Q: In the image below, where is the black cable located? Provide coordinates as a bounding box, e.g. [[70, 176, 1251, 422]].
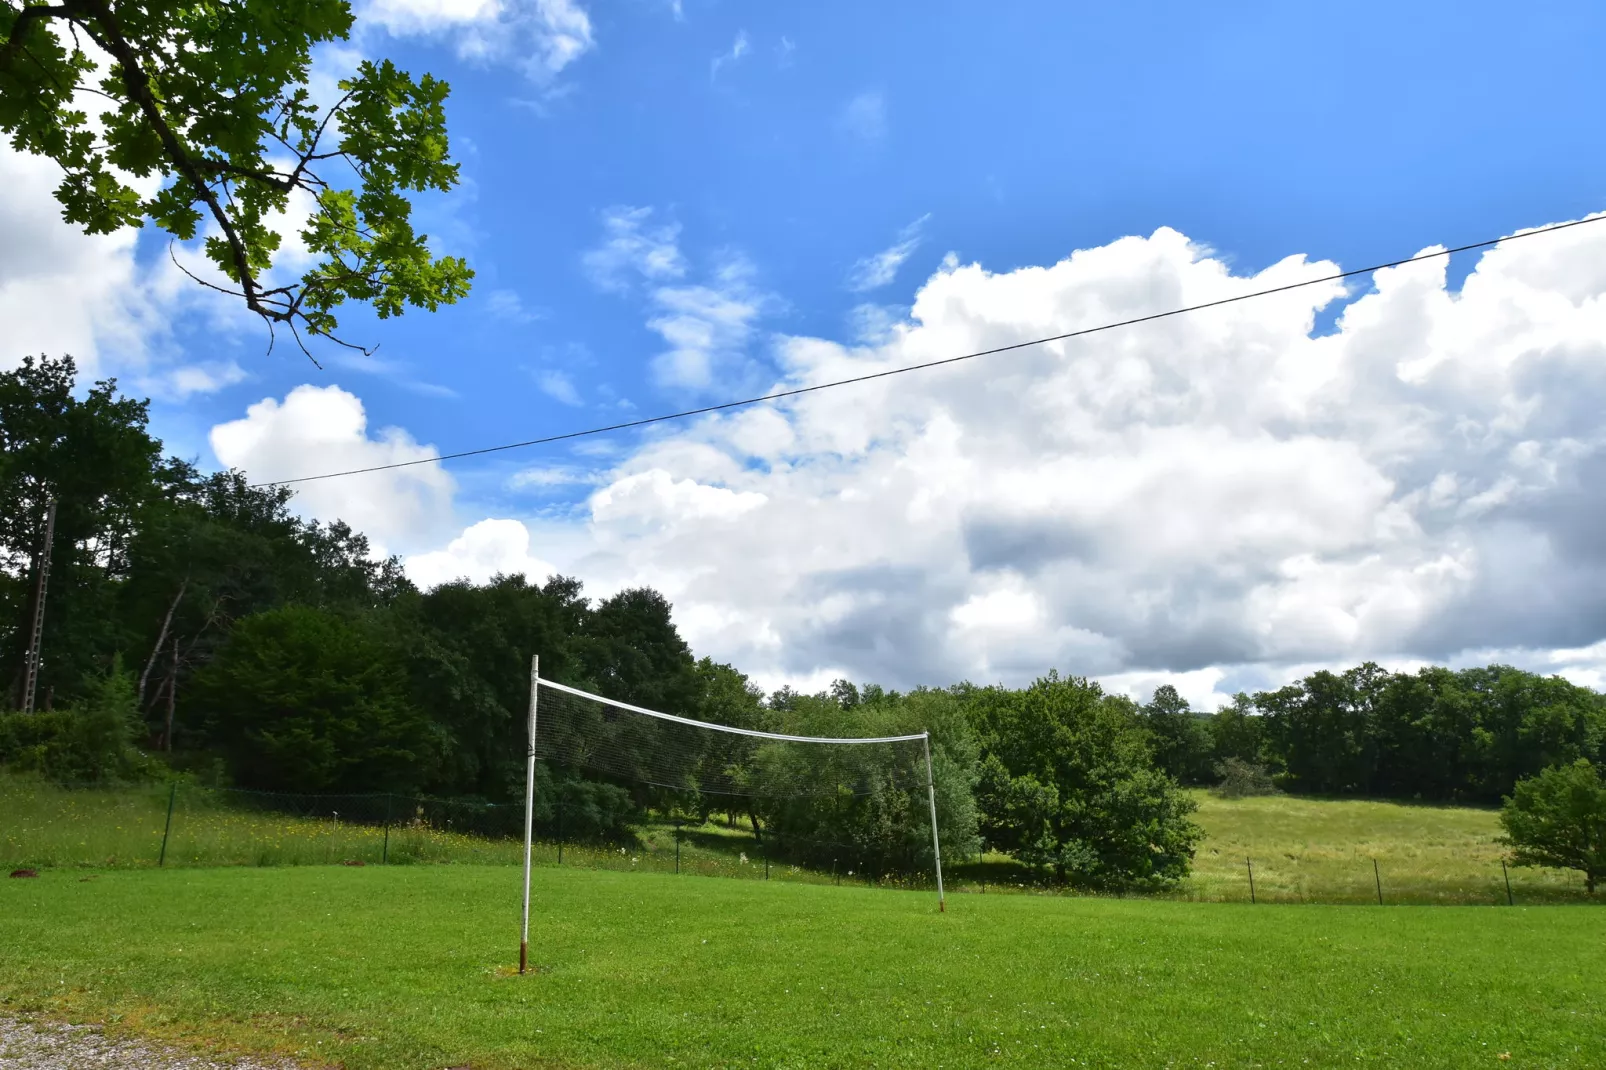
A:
[[252, 214, 1605, 488]]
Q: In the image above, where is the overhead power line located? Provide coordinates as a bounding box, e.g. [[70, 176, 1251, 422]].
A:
[[253, 214, 1605, 488]]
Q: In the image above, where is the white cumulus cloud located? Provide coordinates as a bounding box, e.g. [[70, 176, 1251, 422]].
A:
[[405, 518, 558, 588], [538, 213, 1606, 694], [210, 384, 456, 554], [361, 0, 595, 81]]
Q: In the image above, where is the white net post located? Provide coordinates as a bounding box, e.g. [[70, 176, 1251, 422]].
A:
[[923, 732, 945, 912], [519, 654, 539, 975]]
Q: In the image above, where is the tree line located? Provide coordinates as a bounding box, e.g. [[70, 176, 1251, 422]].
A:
[[1137, 662, 1605, 805], [2, 355, 1601, 891]]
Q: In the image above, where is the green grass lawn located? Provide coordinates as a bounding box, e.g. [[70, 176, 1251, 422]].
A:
[[2, 864, 1602, 1069]]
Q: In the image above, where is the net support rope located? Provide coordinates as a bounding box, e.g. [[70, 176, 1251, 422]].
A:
[[518, 658, 945, 969]]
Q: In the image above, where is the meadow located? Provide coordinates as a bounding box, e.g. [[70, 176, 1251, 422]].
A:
[[2, 864, 1602, 1069], [2, 776, 1596, 903], [1178, 791, 1591, 904]]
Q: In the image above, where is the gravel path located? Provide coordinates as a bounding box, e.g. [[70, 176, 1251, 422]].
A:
[[0, 1017, 304, 1070]]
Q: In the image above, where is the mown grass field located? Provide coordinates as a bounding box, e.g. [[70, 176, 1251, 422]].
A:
[[2, 865, 1603, 1069]]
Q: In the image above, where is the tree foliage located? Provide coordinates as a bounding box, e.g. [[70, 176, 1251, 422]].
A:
[[1139, 683, 1215, 785], [0, 657, 150, 781], [965, 673, 1202, 888], [749, 685, 979, 877], [1500, 759, 1606, 893], [1211, 757, 1279, 799], [0, 1, 471, 354], [192, 605, 441, 792], [1253, 662, 1606, 802]]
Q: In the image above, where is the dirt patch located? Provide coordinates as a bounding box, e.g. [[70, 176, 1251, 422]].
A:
[[0, 1017, 311, 1069]]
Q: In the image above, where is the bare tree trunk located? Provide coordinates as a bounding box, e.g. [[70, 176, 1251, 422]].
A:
[[138, 578, 187, 708], [162, 635, 179, 752]]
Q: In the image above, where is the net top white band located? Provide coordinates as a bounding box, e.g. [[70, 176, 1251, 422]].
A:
[[536, 677, 929, 745]]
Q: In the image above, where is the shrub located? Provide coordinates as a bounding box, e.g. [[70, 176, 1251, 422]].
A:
[[1212, 757, 1280, 798], [0, 661, 153, 783]]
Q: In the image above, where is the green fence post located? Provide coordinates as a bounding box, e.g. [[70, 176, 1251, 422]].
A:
[[1373, 858, 1383, 905], [1246, 857, 1255, 904], [1502, 859, 1514, 906], [675, 821, 681, 874], [158, 782, 177, 867], [383, 794, 392, 865]]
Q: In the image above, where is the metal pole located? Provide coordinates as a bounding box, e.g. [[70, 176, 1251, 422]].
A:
[[383, 794, 392, 865], [520, 655, 539, 975], [557, 795, 563, 865], [675, 822, 681, 874], [1373, 858, 1383, 905], [1502, 859, 1514, 906], [158, 782, 176, 866], [1246, 857, 1256, 904], [922, 732, 946, 912], [20, 496, 56, 715]]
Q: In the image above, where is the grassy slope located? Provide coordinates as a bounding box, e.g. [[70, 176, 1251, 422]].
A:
[[2, 865, 1602, 1070], [1182, 791, 1589, 903]]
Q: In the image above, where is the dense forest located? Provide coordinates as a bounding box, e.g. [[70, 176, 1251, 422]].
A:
[[3, 355, 1604, 888]]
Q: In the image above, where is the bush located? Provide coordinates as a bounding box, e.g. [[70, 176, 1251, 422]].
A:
[[966, 673, 1202, 889], [1500, 759, 1606, 893], [1212, 757, 1280, 798], [0, 661, 153, 783]]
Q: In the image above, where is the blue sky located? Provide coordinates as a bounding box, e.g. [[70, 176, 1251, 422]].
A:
[[8, 0, 1606, 703], [147, 0, 1606, 471]]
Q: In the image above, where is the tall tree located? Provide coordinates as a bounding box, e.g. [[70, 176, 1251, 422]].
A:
[[192, 604, 442, 793], [580, 587, 699, 712], [1257, 663, 1390, 795], [0, 355, 165, 707], [0, 0, 471, 354], [1501, 759, 1606, 894], [1140, 683, 1214, 785], [965, 672, 1201, 887]]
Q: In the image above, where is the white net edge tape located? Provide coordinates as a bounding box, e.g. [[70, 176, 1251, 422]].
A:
[[536, 677, 928, 746]]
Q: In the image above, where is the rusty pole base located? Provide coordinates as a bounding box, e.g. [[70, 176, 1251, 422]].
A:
[[519, 941, 528, 975]]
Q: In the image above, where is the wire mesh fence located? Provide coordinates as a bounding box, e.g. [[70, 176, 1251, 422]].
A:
[[2, 776, 1597, 904], [0, 777, 939, 889]]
